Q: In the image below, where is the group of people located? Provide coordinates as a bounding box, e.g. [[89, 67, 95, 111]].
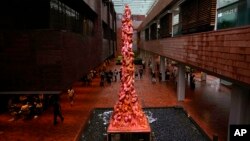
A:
[[135, 66, 144, 80], [81, 70, 98, 86], [7, 94, 65, 126], [99, 65, 145, 87], [100, 69, 120, 87], [147, 61, 196, 90], [8, 94, 46, 121]]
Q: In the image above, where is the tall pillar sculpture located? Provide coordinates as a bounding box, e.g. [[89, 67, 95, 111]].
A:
[[108, 5, 150, 132]]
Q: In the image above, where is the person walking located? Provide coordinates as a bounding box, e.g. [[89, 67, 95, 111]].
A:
[[113, 69, 118, 82], [119, 68, 122, 81], [190, 74, 195, 90], [67, 87, 75, 106], [53, 95, 64, 125], [139, 66, 143, 79], [100, 71, 105, 87]]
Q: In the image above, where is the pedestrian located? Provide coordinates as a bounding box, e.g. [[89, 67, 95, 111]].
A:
[[67, 87, 75, 106], [190, 74, 195, 90], [151, 71, 156, 84], [109, 70, 113, 82], [158, 72, 162, 82], [53, 95, 64, 125], [142, 60, 145, 69], [119, 68, 122, 81], [165, 68, 170, 80], [139, 67, 143, 79], [100, 71, 105, 87], [135, 69, 139, 80], [113, 69, 118, 82]]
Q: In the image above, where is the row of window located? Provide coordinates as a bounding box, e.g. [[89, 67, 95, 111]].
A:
[[217, 0, 250, 30], [142, 0, 250, 41], [49, 0, 94, 36], [102, 22, 116, 40]]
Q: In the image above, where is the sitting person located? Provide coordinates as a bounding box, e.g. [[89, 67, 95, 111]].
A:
[[20, 102, 31, 119], [35, 101, 43, 115]]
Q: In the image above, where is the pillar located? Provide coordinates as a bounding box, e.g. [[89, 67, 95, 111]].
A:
[[146, 52, 150, 68], [177, 64, 186, 101], [160, 56, 166, 81], [229, 85, 250, 124], [141, 50, 146, 67], [228, 84, 250, 140], [151, 54, 155, 72]]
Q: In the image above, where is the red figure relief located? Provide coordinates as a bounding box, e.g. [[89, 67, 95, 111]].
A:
[[108, 5, 150, 132]]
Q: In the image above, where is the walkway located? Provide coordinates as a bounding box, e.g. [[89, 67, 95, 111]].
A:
[[0, 60, 230, 141]]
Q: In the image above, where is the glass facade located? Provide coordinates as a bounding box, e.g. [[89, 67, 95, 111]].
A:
[[49, 0, 94, 35], [217, 0, 250, 29], [217, 0, 239, 8], [50, 0, 80, 32], [172, 7, 181, 36], [217, 3, 238, 29]]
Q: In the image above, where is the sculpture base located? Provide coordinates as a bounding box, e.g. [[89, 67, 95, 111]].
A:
[[107, 117, 151, 141], [107, 132, 151, 141]]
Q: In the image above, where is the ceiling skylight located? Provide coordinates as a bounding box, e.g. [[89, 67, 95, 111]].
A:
[[112, 0, 158, 16]]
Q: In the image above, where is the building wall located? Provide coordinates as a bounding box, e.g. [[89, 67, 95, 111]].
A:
[[102, 39, 110, 60], [0, 0, 118, 92], [83, 0, 99, 12], [139, 26, 250, 87], [116, 18, 122, 56], [0, 30, 102, 91], [102, 2, 108, 24]]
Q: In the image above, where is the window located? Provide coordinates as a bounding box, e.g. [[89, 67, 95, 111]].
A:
[[217, 0, 250, 29], [217, 0, 239, 8], [83, 17, 94, 36], [150, 23, 157, 40], [217, 4, 238, 29], [159, 13, 173, 38], [50, 0, 81, 33]]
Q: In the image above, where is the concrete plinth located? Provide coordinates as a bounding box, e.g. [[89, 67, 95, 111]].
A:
[[107, 118, 151, 141]]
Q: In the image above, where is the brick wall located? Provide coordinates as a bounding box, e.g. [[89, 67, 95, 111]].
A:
[[139, 26, 250, 86]]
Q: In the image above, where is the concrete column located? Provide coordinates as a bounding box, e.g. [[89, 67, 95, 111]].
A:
[[177, 64, 186, 101], [228, 84, 250, 140], [151, 56, 156, 72], [149, 53, 155, 72], [160, 56, 166, 81], [146, 52, 150, 66], [229, 85, 250, 124]]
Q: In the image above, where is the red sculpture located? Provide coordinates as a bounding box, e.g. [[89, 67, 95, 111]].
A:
[[108, 4, 150, 132]]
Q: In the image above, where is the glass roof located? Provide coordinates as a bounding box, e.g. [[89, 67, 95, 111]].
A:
[[111, 0, 158, 16]]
